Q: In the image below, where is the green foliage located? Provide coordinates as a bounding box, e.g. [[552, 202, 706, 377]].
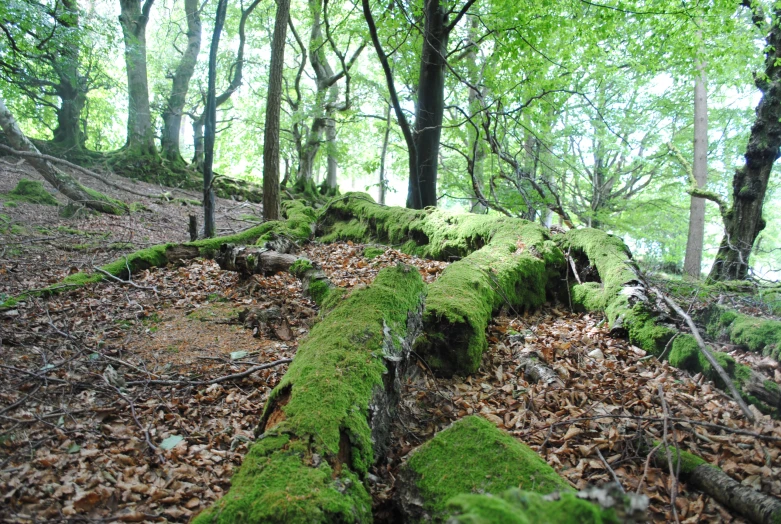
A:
[[288, 258, 314, 277]]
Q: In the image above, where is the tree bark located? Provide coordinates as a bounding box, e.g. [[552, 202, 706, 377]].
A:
[[160, 0, 201, 165], [378, 103, 391, 204], [709, 8, 781, 281], [118, 0, 156, 156], [262, 0, 290, 221], [684, 61, 708, 280], [203, 0, 227, 238], [0, 98, 125, 215], [53, 0, 86, 150], [409, 0, 447, 209]]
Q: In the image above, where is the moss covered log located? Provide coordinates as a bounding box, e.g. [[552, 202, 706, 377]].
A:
[[702, 305, 781, 361], [668, 335, 780, 413], [321, 193, 565, 375], [557, 228, 675, 353], [654, 445, 781, 524], [396, 416, 646, 522], [395, 416, 572, 521], [194, 265, 426, 523]]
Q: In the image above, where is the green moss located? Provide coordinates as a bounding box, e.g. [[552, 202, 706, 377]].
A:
[[322, 194, 565, 376], [82, 185, 128, 215], [193, 435, 370, 523], [653, 443, 708, 475], [447, 489, 619, 524], [308, 279, 332, 306], [4, 179, 59, 206], [199, 265, 425, 522], [404, 416, 571, 520], [254, 200, 317, 247], [702, 305, 781, 361], [363, 246, 386, 259], [289, 258, 314, 278]]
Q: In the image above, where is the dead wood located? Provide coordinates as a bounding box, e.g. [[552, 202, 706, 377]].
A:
[[517, 350, 564, 387]]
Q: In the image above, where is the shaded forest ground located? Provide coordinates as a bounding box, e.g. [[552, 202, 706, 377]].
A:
[[0, 162, 780, 523]]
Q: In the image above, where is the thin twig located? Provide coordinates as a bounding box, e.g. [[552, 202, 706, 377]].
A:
[[596, 446, 624, 492], [92, 266, 158, 292], [125, 358, 292, 386], [658, 383, 680, 524]]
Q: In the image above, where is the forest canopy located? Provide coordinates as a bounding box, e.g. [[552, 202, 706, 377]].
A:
[[1, 0, 780, 278]]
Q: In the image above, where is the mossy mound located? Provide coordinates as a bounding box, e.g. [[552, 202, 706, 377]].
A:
[[196, 265, 426, 523], [447, 489, 620, 524], [398, 416, 572, 521], [703, 305, 781, 361], [4, 179, 59, 206], [254, 200, 317, 249]]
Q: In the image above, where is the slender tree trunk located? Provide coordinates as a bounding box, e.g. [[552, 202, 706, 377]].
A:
[[409, 0, 447, 209], [262, 0, 290, 221], [203, 0, 227, 238], [161, 0, 201, 165], [325, 106, 338, 190], [709, 8, 781, 281], [684, 62, 708, 279], [378, 103, 391, 204]]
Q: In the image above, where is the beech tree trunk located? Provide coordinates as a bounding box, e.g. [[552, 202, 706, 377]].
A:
[[378, 103, 391, 204], [709, 8, 781, 281], [52, 0, 86, 150], [118, 0, 156, 156], [262, 0, 290, 221], [0, 98, 124, 215], [161, 0, 201, 165], [684, 61, 708, 279], [408, 0, 447, 209]]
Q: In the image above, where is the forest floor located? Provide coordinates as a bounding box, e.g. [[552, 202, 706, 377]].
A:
[[0, 162, 780, 523]]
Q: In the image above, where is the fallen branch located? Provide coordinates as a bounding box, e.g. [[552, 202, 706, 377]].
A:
[[652, 287, 755, 422], [658, 383, 680, 524], [0, 144, 153, 199], [125, 358, 292, 386], [93, 265, 159, 292]]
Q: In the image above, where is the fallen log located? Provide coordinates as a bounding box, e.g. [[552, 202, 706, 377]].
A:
[[701, 305, 781, 362], [559, 228, 779, 415], [396, 416, 646, 522], [654, 445, 781, 524], [321, 193, 566, 376], [193, 265, 426, 523]]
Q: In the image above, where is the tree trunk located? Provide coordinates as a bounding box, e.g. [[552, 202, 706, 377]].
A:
[[325, 106, 338, 190], [0, 98, 124, 215], [684, 62, 708, 280], [262, 0, 290, 221], [203, 0, 227, 238], [709, 9, 781, 281], [409, 0, 447, 209], [378, 103, 391, 204], [161, 0, 201, 165], [51, 0, 86, 151], [118, 0, 156, 156]]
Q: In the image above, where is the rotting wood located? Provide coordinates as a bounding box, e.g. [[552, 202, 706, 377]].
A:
[[193, 265, 425, 523], [517, 350, 564, 388]]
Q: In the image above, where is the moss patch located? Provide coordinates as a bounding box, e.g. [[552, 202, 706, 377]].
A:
[[401, 416, 571, 520], [447, 489, 619, 524], [4, 179, 59, 206], [701, 305, 781, 361], [197, 265, 425, 523], [363, 246, 386, 259], [254, 200, 317, 248]]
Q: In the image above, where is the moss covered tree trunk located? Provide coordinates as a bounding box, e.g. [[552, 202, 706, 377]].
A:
[[0, 98, 125, 215], [194, 265, 425, 523], [709, 5, 781, 281]]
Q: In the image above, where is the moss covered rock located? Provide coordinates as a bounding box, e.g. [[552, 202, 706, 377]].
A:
[[396, 416, 572, 521], [703, 305, 781, 361], [195, 265, 426, 523]]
